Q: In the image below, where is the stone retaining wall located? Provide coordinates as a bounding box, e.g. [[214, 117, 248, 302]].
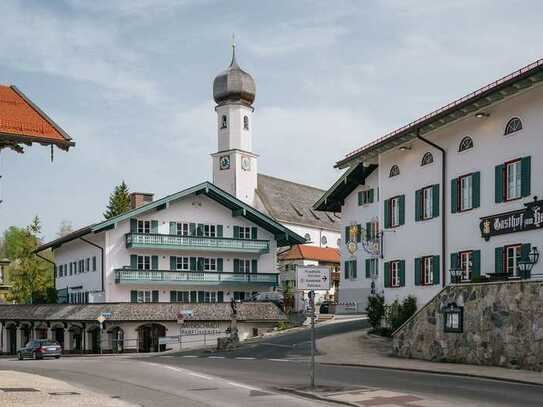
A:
[[392, 280, 543, 371]]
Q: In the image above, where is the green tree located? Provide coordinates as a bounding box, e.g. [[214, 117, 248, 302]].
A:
[[2, 216, 54, 304], [103, 180, 131, 219]]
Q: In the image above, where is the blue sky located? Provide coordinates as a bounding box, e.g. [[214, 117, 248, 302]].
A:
[[1, 0, 542, 240]]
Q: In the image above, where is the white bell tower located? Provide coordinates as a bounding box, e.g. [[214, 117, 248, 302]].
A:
[[211, 43, 258, 205]]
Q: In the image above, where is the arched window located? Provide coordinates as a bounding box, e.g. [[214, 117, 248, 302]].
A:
[[421, 152, 433, 166], [304, 233, 311, 242], [458, 136, 474, 152], [389, 165, 400, 178], [504, 117, 522, 135], [243, 115, 249, 130], [220, 115, 227, 129]]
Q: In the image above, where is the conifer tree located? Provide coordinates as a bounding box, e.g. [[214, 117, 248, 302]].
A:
[[103, 181, 131, 219]]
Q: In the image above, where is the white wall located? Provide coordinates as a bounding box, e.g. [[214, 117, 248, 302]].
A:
[[282, 223, 340, 249]]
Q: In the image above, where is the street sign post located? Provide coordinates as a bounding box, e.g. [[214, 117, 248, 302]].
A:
[[96, 315, 107, 355], [296, 266, 331, 291]]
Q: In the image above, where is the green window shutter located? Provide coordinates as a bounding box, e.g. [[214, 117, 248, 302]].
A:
[[130, 255, 137, 269], [521, 156, 531, 197], [344, 226, 349, 241], [472, 172, 481, 209], [197, 257, 204, 271], [432, 184, 440, 218], [356, 224, 362, 242], [251, 227, 258, 240], [344, 261, 349, 279], [352, 260, 357, 279], [451, 178, 458, 213], [196, 224, 204, 236], [234, 259, 240, 273], [415, 189, 422, 221], [384, 262, 390, 288], [358, 191, 363, 206], [450, 252, 459, 272], [251, 259, 258, 274], [169, 222, 176, 235], [365, 259, 371, 278], [189, 223, 196, 236], [432, 255, 440, 285], [151, 290, 159, 303], [170, 256, 177, 271], [130, 218, 137, 233], [190, 291, 197, 303], [190, 257, 197, 270], [414, 257, 421, 286], [151, 255, 158, 270], [218, 292, 224, 303], [198, 291, 204, 303], [495, 247, 504, 273], [130, 290, 138, 303], [170, 291, 177, 302], [233, 226, 240, 239], [472, 250, 481, 280], [521, 243, 531, 261], [495, 164, 505, 203], [366, 222, 371, 241], [217, 225, 223, 237], [398, 195, 405, 226], [151, 220, 158, 234], [369, 189, 374, 203], [217, 258, 223, 272], [399, 260, 406, 286], [384, 199, 390, 228]]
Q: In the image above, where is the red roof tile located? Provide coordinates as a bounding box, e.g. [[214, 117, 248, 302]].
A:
[[278, 244, 340, 263], [0, 85, 73, 150]]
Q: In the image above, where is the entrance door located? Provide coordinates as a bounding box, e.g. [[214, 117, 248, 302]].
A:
[[137, 324, 165, 353], [89, 328, 100, 353], [7, 327, 16, 354], [54, 328, 64, 348], [111, 327, 124, 353]]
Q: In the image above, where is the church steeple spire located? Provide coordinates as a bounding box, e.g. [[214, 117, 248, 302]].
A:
[[230, 33, 238, 68]]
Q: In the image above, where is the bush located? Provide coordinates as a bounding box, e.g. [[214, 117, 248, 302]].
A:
[[366, 294, 385, 330], [382, 295, 418, 336]]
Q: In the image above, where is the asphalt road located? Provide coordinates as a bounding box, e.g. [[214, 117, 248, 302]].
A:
[[0, 319, 541, 406]]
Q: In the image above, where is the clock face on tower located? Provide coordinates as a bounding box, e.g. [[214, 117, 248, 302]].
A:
[[241, 156, 251, 171], [219, 155, 230, 170]]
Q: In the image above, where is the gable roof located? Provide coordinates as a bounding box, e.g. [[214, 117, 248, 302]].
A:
[[0, 85, 74, 152], [37, 182, 306, 251], [278, 244, 340, 263], [314, 163, 378, 212], [336, 57, 543, 169], [256, 174, 340, 232]]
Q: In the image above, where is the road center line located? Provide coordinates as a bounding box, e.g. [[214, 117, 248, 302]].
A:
[[267, 359, 292, 362], [208, 356, 225, 359], [235, 357, 256, 360]]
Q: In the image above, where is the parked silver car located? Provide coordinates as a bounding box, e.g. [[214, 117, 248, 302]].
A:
[[17, 339, 62, 360]]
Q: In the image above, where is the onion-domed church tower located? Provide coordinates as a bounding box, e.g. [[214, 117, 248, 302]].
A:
[[211, 43, 258, 205]]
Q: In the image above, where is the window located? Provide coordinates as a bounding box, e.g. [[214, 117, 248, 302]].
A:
[[389, 165, 400, 178], [238, 259, 251, 273], [203, 224, 216, 237], [422, 256, 433, 285], [391, 261, 400, 287], [505, 160, 522, 201], [243, 115, 249, 130], [358, 189, 374, 206], [92, 256, 97, 271], [176, 223, 189, 236], [422, 187, 433, 220], [137, 255, 151, 270], [390, 197, 400, 227], [504, 117, 522, 135], [137, 290, 151, 303], [460, 175, 473, 211], [86, 258, 90, 272], [504, 244, 522, 275], [137, 220, 150, 234], [344, 260, 357, 280], [221, 115, 227, 129], [238, 226, 251, 239], [444, 304, 463, 333], [204, 291, 218, 303], [203, 258, 217, 271], [421, 152, 433, 166], [365, 221, 379, 241], [459, 251, 473, 281], [176, 257, 190, 271], [365, 258, 378, 279], [458, 136, 473, 152], [234, 291, 246, 301]]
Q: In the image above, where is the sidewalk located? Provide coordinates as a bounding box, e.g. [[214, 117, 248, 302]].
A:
[[0, 370, 135, 407], [317, 329, 543, 386]]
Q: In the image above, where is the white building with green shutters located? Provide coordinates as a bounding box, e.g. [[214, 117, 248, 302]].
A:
[[316, 58, 543, 308]]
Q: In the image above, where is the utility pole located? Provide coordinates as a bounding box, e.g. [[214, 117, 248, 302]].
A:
[[309, 290, 316, 388]]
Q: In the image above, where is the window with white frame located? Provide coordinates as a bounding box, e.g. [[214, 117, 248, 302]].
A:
[[390, 197, 400, 227], [203, 258, 217, 271], [422, 256, 433, 285], [368, 221, 379, 240], [137, 290, 152, 303], [422, 187, 433, 220], [203, 224, 217, 237], [459, 251, 473, 281], [204, 291, 218, 303], [239, 226, 251, 239], [391, 261, 400, 287], [176, 222, 189, 236], [505, 244, 522, 275], [137, 220, 151, 234], [239, 259, 251, 273], [176, 257, 190, 271], [506, 160, 522, 201], [460, 174, 473, 211], [137, 255, 151, 270], [504, 117, 522, 135]]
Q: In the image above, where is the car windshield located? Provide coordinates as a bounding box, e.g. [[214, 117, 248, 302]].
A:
[[37, 340, 58, 346]]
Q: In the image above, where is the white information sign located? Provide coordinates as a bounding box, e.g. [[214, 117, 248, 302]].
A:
[[296, 266, 331, 291]]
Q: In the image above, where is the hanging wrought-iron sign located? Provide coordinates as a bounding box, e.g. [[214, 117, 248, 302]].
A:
[[480, 197, 543, 241]]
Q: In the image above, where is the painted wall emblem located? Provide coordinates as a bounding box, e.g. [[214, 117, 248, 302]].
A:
[[346, 224, 360, 254]]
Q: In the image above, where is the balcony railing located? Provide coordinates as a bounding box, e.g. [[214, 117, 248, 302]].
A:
[[114, 268, 279, 286], [125, 233, 269, 254]]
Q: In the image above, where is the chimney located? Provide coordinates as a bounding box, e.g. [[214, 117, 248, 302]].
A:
[[129, 192, 154, 209]]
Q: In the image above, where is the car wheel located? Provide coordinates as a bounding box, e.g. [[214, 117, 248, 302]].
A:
[[32, 352, 38, 360], [54, 356, 60, 359], [17, 352, 23, 361]]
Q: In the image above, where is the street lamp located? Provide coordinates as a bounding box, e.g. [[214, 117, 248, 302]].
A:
[[518, 246, 539, 279], [449, 262, 463, 284]]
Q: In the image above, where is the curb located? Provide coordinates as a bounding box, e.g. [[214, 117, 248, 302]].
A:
[[318, 361, 543, 388], [276, 387, 358, 407]]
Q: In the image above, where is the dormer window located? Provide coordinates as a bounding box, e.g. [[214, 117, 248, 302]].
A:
[[221, 115, 227, 129], [458, 136, 473, 152], [421, 152, 433, 166], [243, 115, 249, 130], [389, 165, 400, 178], [504, 117, 522, 135]]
